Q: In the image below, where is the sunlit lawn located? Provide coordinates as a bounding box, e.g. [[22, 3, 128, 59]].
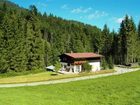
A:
[[0, 70, 140, 105], [0, 70, 114, 84]]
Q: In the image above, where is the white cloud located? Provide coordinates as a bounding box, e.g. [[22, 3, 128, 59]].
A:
[[115, 15, 132, 24], [87, 11, 108, 19], [36, 2, 48, 8], [116, 17, 124, 24], [71, 7, 92, 14], [61, 4, 69, 9]]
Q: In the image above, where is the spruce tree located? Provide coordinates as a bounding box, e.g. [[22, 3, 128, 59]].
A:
[[0, 13, 13, 72], [26, 7, 45, 70], [108, 56, 114, 69], [138, 22, 140, 39], [101, 24, 109, 55], [14, 16, 27, 71], [2, 1, 7, 12], [137, 22, 140, 62], [119, 15, 138, 64], [0, 28, 8, 73], [120, 19, 127, 64], [44, 40, 52, 66]]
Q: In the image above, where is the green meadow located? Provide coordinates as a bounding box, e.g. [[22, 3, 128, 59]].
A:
[[0, 70, 140, 105]]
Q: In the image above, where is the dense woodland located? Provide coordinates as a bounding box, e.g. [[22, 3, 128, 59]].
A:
[[0, 1, 140, 73]]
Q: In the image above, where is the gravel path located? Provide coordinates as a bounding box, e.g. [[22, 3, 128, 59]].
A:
[[0, 67, 139, 88]]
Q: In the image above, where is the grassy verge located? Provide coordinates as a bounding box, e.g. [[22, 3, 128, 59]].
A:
[[0, 70, 140, 105], [0, 70, 114, 84], [0, 69, 45, 78]]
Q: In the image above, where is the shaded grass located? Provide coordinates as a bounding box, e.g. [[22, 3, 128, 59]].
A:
[[0, 70, 114, 84], [0, 70, 140, 105], [0, 69, 45, 78]]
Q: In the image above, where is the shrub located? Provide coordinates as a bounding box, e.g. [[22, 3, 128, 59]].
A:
[[108, 56, 114, 69], [54, 61, 61, 72], [82, 62, 92, 72], [138, 59, 140, 66], [101, 58, 108, 70]]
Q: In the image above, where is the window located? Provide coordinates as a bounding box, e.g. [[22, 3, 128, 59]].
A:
[[76, 65, 81, 72]]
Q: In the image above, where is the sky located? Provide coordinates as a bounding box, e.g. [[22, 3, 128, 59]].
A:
[[10, 0, 140, 31]]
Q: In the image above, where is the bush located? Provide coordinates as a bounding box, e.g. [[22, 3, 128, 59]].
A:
[[108, 56, 114, 69], [54, 61, 61, 72], [101, 58, 108, 70], [82, 62, 92, 72], [138, 59, 140, 66]]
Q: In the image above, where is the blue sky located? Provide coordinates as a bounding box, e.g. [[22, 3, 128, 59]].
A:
[[10, 0, 140, 31]]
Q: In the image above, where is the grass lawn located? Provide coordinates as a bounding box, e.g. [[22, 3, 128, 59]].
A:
[[0, 70, 113, 84], [0, 70, 140, 105]]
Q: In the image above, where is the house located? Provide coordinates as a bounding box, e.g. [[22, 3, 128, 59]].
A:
[[59, 52, 103, 73]]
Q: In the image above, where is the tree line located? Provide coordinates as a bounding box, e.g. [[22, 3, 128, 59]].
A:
[[0, 1, 140, 73]]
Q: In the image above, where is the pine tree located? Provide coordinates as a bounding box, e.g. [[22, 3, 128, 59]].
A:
[[29, 5, 38, 16], [108, 56, 114, 69], [92, 30, 102, 53], [0, 28, 8, 73], [2, 1, 7, 12], [137, 22, 140, 62], [44, 40, 52, 66], [14, 16, 27, 71], [0, 13, 12, 72], [101, 24, 112, 59], [26, 7, 45, 70], [101, 24, 108, 55], [128, 17, 137, 63], [119, 15, 138, 64], [120, 19, 127, 64]]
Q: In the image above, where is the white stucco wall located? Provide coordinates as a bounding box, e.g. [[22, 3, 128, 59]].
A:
[[89, 62, 101, 72], [61, 61, 101, 73], [73, 65, 82, 73]]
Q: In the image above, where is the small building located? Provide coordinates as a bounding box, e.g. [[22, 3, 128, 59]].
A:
[[46, 65, 55, 72], [59, 52, 103, 73]]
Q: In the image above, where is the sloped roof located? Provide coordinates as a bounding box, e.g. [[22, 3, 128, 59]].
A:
[[65, 53, 102, 59], [46, 65, 55, 70]]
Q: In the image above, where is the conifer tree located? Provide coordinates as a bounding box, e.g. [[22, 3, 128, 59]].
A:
[[0, 28, 7, 73], [119, 15, 138, 64], [14, 16, 27, 71], [108, 56, 114, 69], [120, 19, 127, 64], [138, 22, 140, 39], [137, 22, 140, 62], [26, 7, 45, 70], [0, 13, 13, 72], [2, 1, 7, 12], [101, 24, 112, 58]]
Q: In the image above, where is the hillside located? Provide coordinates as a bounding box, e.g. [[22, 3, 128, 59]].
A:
[[0, 0, 139, 73], [0, 0, 22, 10]]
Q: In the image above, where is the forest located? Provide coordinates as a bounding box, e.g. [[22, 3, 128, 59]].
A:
[[0, 0, 140, 73]]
